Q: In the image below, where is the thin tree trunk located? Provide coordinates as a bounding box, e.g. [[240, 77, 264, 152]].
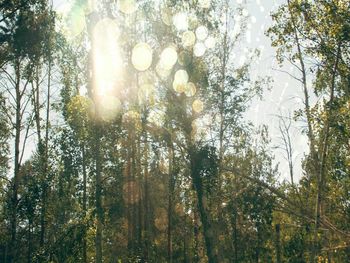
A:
[[275, 224, 282, 263], [27, 220, 32, 263], [190, 152, 218, 263], [143, 133, 150, 260], [82, 144, 87, 263], [95, 125, 103, 263], [40, 51, 51, 249], [167, 145, 174, 263], [232, 209, 238, 263], [10, 61, 22, 263], [86, 11, 103, 263], [286, 2, 319, 260]]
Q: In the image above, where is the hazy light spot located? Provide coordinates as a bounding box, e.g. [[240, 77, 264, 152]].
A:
[[196, 26, 208, 40], [182, 31, 196, 47], [198, 0, 211, 8], [160, 46, 178, 70], [173, 81, 186, 93], [260, 6, 265, 12], [193, 42, 206, 57], [117, 0, 137, 14], [237, 0, 243, 4], [204, 36, 216, 49], [185, 82, 196, 97], [173, 12, 188, 31], [192, 99, 204, 113], [174, 69, 189, 83], [173, 69, 189, 93], [132, 43, 153, 71]]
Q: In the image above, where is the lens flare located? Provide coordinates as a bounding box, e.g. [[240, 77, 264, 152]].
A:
[[185, 82, 196, 97], [195, 26, 208, 40], [194, 42, 206, 57], [192, 99, 204, 113], [173, 12, 188, 31], [173, 70, 189, 93], [205, 36, 216, 49], [182, 31, 196, 47], [132, 43, 153, 71], [160, 46, 178, 70], [117, 0, 137, 14], [174, 69, 189, 83], [93, 18, 122, 98]]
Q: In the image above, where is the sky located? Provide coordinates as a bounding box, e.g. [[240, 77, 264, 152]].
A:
[[49, 0, 308, 182], [242, 0, 308, 182]]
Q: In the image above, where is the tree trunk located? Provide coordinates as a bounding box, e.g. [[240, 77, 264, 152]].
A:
[[190, 154, 218, 263], [10, 61, 22, 263], [167, 145, 174, 263], [82, 144, 87, 263], [143, 133, 150, 260], [95, 125, 103, 263], [275, 224, 282, 263]]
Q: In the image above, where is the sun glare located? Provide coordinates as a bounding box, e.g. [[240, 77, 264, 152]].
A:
[[92, 18, 123, 120], [93, 18, 122, 95]]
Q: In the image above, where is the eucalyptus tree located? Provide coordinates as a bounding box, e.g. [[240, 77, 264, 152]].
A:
[[268, 0, 350, 260], [0, 1, 55, 261]]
